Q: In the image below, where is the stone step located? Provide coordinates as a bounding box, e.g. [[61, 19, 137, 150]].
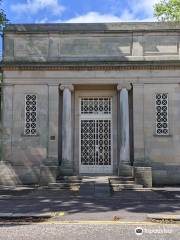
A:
[[112, 188, 152, 192], [110, 183, 143, 187], [56, 176, 82, 181], [48, 182, 80, 191], [56, 179, 82, 184], [49, 182, 80, 187], [109, 180, 135, 184], [94, 183, 110, 197], [79, 176, 111, 197], [109, 177, 134, 181], [79, 182, 95, 195], [110, 183, 143, 191]]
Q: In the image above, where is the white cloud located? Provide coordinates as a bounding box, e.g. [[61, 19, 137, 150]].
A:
[[65, 12, 124, 23], [63, 0, 158, 23], [36, 17, 49, 23], [63, 12, 154, 24], [129, 0, 159, 17], [36, 0, 158, 23], [11, 0, 65, 16]]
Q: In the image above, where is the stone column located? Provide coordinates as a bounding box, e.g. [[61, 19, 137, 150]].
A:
[[60, 84, 74, 175], [117, 84, 131, 166]]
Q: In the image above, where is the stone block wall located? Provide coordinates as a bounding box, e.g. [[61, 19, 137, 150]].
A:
[[1, 83, 59, 185], [133, 83, 180, 186], [3, 23, 180, 63], [2, 23, 180, 186]]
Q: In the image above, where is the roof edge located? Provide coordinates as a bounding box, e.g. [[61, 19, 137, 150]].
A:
[[4, 22, 180, 34]]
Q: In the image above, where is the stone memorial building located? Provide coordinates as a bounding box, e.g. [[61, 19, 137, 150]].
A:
[[1, 22, 180, 186]]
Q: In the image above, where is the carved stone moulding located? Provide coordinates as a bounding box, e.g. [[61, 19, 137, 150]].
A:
[[1, 62, 180, 71]]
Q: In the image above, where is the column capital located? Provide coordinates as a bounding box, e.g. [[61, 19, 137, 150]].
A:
[[60, 84, 74, 91], [117, 83, 132, 91]]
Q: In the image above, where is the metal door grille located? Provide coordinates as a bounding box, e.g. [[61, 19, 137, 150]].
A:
[[80, 97, 112, 174], [81, 120, 111, 166]]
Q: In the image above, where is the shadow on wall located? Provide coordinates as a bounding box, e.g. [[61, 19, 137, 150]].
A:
[[151, 162, 180, 186], [137, 154, 180, 186], [0, 162, 57, 186], [4, 23, 163, 63], [5, 23, 180, 63]]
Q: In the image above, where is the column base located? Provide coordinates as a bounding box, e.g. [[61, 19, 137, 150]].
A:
[[133, 158, 151, 167], [59, 162, 74, 176], [118, 164, 133, 177], [134, 167, 152, 188]]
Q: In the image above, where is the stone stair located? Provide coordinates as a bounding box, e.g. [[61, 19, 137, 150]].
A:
[[48, 176, 111, 196], [109, 176, 143, 191], [48, 176, 82, 191], [47, 167, 145, 193], [109, 164, 144, 191], [79, 176, 110, 197]]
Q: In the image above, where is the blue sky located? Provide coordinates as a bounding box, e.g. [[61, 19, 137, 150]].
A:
[[3, 0, 159, 24]]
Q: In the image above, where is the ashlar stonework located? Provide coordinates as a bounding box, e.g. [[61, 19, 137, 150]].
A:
[[1, 22, 180, 186]]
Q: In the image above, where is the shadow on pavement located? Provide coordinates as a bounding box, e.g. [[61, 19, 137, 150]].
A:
[[0, 187, 180, 225]]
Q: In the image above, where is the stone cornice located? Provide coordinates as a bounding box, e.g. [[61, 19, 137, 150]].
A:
[[4, 23, 180, 34], [1, 61, 180, 71]]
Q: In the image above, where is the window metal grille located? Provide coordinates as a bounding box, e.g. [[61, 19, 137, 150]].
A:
[[24, 94, 37, 136], [155, 93, 169, 135], [81, 98, 111, 115]]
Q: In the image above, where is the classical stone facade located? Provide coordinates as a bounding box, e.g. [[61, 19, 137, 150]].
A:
[[1, 22, 180, 186]]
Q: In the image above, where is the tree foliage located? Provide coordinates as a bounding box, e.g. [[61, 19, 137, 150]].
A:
[[154, 0, 180, 21], [0, 0, 7, 26]]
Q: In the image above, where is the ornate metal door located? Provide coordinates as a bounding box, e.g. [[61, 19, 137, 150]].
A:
[[79, 97, 113, 174]]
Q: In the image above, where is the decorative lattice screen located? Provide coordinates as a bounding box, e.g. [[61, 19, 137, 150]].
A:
[[81, 98, 111, 115], [81, 119, 111, 166], [80, 97, 112, 167], [155, 93, 169, 135], [24, 94, 37, 136]]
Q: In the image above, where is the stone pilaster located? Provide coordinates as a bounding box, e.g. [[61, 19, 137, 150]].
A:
[[2, 84, 14, 162], [59, 84, 74, 175], [133, 84, 145, 166], [47, 84, 59, 165], [39, 84, 59, 186]]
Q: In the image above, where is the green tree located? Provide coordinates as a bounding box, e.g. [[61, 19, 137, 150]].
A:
[[0, 0, 7, 27], [154, 0, 180, 21]]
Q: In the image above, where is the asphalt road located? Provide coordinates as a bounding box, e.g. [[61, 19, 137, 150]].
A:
[[1, 188, 180, 222], [0, 222, 179, 240]]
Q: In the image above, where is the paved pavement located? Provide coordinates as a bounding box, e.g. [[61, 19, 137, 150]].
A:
[[0, 186, 180, 222], [0, 185, 179, 240], [0, 222, 179, 240]]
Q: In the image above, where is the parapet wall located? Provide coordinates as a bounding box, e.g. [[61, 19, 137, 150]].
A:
[[3, 23, 180, 63]]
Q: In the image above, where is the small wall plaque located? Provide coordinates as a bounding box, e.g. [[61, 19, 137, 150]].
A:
[[50, 136, 55, 140]]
